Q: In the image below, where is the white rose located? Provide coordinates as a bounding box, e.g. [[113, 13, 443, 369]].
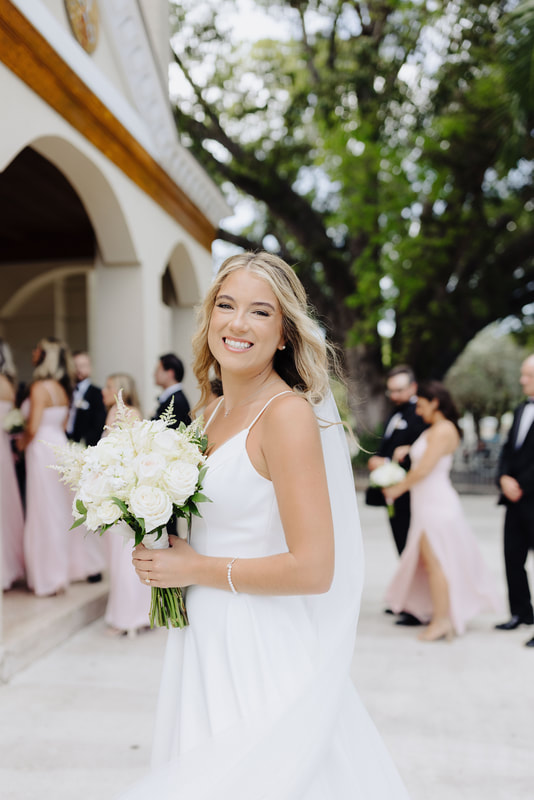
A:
[[95, 499, 123, 526], [129, 485, 172, 533], [85, 504, 101, 532], [134, 452, 166, 485], [162, 461, 198, 506], [80, 472, 114, 506], [151, 428, 181, 457]]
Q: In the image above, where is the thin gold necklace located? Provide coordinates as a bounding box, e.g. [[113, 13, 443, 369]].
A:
[[223, 378, 281, 418]]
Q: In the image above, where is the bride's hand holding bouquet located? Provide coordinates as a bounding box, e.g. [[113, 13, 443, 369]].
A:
[[132, 533, 201, 591]]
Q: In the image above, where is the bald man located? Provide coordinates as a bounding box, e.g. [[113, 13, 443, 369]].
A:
[[495, 354, 534, 646]]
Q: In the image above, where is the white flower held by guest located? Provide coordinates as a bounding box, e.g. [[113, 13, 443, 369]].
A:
[[369, 461, 407, 517], [2, 407, 25, 434]]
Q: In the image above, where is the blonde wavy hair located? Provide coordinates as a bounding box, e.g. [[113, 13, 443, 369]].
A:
[[33, 337, 75, 395], [0, 338, 17, 383], [192, 252, 340, 414], [107, 373, 141, 412]]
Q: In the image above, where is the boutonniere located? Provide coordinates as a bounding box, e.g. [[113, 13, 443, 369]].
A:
[[75, 398, 90, 411], [393, 418, 408, 431]]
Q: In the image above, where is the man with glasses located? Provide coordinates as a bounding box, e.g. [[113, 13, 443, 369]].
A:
[[366, 365, 427, 624]]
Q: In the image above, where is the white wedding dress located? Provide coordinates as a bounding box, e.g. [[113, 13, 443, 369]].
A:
[[119, 393, 410, 799]]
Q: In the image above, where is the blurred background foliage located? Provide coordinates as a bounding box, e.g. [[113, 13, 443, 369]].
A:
[[169, 0, 534, 432]]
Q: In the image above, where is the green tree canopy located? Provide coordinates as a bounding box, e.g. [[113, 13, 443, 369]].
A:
[[445, 323, 527, 426], [169, 0, 533, 431]]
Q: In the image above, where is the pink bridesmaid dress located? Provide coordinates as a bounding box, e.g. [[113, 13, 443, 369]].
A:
[[105, 524, 151, 633], [100, 407, 150, 633], [0, 400, 25, 590], [22, 388, 106, 596], [69, 519, 106, 582], [22, 394, 73, 596], [386, 432, 502, 634]]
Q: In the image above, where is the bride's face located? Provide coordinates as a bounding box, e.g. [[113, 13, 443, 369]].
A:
[[208, 269, 285, 377]]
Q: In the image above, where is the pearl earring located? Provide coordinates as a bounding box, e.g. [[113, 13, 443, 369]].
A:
[[279, 345, 286, 351]]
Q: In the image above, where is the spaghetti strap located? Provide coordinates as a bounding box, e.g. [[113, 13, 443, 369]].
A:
[[43, 381, 59, 406], [204, 397, 224, 432], [247, 390, 294, 432]]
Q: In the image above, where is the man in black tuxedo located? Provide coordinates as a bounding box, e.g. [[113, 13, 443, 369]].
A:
[[366, 365, 427, 626], [153, 353, 191, 537], [495, 354, 534, 646], [66, 351, 106, 447], [153, 353, 190, 428], [66, 351, 107, 582], [367, 365, 428, 555]]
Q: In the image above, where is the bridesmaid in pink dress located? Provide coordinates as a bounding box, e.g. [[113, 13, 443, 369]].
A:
[[0, 339, 25, 590], [384, 380, 501, 641], [102, 373, 151, 635], [18, 338, 76, 596]]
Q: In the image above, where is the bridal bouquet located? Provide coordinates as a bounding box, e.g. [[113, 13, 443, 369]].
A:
[[52, 395, 209, 628], [3, 407, 25, 435], [369, 462, 407, 517]]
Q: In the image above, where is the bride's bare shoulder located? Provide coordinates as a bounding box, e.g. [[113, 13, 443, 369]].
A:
[[263, 392, 318, 438]]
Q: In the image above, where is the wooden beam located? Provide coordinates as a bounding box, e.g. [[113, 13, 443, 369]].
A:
[[0, 3, 216, 251]]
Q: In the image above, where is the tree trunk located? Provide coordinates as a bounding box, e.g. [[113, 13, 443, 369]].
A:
[[343, 344, 386, 436]]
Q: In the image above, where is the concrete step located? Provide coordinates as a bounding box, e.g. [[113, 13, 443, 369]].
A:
[[0, 579, 108, 682]]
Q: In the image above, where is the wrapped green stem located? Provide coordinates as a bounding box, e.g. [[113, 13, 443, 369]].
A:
[[149, 586, 189, 629]]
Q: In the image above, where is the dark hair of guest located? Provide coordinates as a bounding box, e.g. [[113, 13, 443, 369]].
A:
[[159, 353, 184, 383], [417, 380, 462, 435]]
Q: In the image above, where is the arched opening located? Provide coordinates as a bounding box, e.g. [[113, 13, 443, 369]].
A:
[[33, 136, 138, 265], [0, 147, 96, 382], [166, 242, 201, 307], [160, 243, 204, 389], [0, 140, 140, 384]]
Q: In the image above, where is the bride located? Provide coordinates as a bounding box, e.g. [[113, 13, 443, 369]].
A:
[[123, 252, 410, 799]]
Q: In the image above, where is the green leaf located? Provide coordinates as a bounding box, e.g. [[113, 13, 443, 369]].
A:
[[75, 499, 87, 516], [190, 492, 211, 504], [111, 497, 129, 515]]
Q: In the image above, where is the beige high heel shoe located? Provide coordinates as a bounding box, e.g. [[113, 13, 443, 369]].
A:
[[417, 618, 455, 642]]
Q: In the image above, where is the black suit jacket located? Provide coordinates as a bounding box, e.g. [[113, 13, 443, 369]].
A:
[[69, 384, 106, 446], [153, 389, 190, 428], [376, 400, 428, 460], [497, 401, 534, 509], [366, 400, 428, 507]]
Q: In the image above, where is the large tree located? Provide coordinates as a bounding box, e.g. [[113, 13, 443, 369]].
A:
[[169, 0, 533, 431], [445, 323, 527, 434]]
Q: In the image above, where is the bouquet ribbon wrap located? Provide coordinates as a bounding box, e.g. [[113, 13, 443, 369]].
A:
[[143, 528, 188, 629]]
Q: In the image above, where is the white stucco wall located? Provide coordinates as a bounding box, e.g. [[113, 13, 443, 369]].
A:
[[0, 63, 214, 414]]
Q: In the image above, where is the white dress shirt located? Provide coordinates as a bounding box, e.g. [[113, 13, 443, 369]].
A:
[[66, 378, 91, 434], [157, 382, 183, 406], [514, 399, 534, 450]]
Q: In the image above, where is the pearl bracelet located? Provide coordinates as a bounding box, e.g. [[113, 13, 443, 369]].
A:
[[227, 557, 238, 594]]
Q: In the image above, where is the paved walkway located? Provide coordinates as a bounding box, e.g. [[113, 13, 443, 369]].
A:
[[0, 495, 532, 800]]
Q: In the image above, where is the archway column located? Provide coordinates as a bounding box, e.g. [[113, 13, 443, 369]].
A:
[[88, 253, 144, 394]]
